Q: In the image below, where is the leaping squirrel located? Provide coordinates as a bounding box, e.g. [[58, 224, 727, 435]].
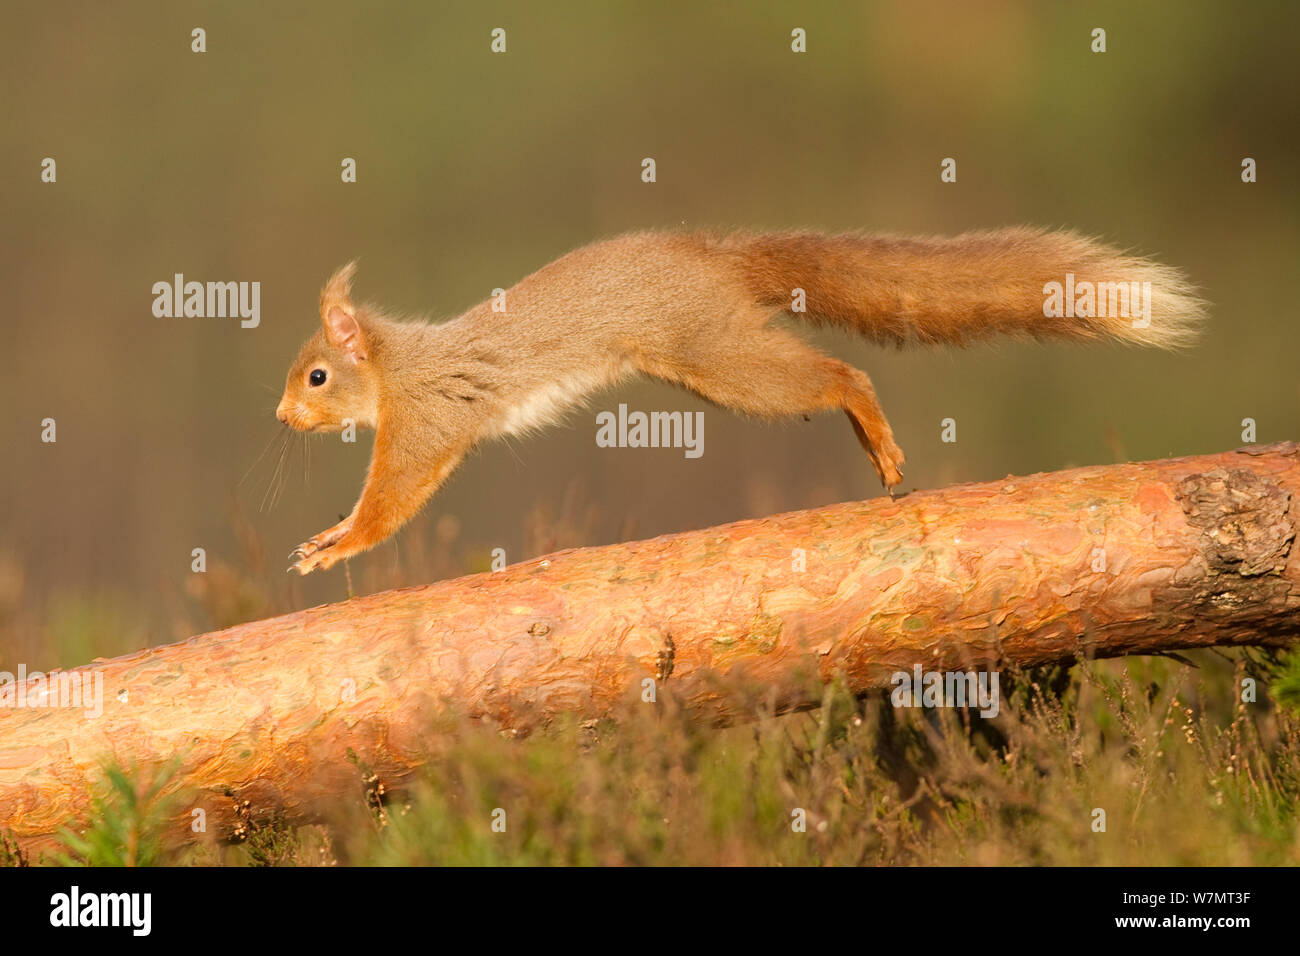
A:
[[275, 227, 1204, 574]]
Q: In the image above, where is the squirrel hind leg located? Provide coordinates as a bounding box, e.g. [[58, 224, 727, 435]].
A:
[[844, 406, 905, 491], [640, 326, 904, 491], [830, 363, 905, 491]]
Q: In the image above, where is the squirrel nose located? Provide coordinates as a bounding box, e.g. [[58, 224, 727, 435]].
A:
[[275, 400, 289, 425]]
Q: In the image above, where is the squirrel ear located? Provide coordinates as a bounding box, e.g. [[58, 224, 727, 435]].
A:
[[320, 261, 366, 360], [324, 306, 367, 362]]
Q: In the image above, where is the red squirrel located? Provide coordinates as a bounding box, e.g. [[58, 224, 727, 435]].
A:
[[276, 227, 1204, 574]]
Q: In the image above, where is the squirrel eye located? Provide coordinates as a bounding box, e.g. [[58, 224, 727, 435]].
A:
[[309, 368, 327, 387]]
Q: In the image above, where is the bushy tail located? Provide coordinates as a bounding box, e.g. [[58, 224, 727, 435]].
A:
[[713, 226, 1205, 349]]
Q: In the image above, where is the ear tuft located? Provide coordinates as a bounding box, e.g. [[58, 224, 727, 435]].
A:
[[320, 260, 358, 323]]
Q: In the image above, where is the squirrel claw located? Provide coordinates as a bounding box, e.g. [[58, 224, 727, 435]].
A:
[[289, 523, 352, 571], [290, 541, 319, 561], [291, 548, 335, 575]]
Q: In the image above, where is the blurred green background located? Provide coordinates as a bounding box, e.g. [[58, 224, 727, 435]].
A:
[[2, 1, 1297, 663]]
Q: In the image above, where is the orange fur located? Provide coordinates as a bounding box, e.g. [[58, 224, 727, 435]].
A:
[[276, 227, 1205, 574]]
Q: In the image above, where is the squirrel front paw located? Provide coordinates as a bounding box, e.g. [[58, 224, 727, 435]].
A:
[[290, 548, 339, 575], [288, 521, 353, 574]]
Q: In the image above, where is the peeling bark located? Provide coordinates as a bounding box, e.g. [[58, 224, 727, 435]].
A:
[[2, 443, 1298, 849]]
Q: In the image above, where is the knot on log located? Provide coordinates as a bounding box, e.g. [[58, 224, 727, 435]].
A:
[[1176, 467, 1294, 576], [1174, 465, 1295, 617]]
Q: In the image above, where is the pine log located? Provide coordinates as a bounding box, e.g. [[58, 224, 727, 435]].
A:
[[2, 443, 1297, 849]]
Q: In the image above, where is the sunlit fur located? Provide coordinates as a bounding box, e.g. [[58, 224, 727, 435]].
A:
[[277, 227, 1206, 573]]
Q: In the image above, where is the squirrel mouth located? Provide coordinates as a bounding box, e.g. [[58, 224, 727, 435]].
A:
[[275, 402, 324, 432], [296, 418, 341, 434]]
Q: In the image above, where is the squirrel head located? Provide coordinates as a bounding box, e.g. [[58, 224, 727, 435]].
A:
[[276, 261, 382, 432]]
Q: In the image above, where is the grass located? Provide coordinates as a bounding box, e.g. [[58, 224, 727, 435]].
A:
[[11, 648, 1299, 867]]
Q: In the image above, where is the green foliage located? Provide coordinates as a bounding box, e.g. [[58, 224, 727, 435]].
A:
[[55, 757, 184, 867], [1269, 649, 1300, 716], [239, 814, 305, 867], [0, 831, 29, 867]]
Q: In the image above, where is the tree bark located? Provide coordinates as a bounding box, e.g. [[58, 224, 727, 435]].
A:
[[2, 443, 1298, 849]]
